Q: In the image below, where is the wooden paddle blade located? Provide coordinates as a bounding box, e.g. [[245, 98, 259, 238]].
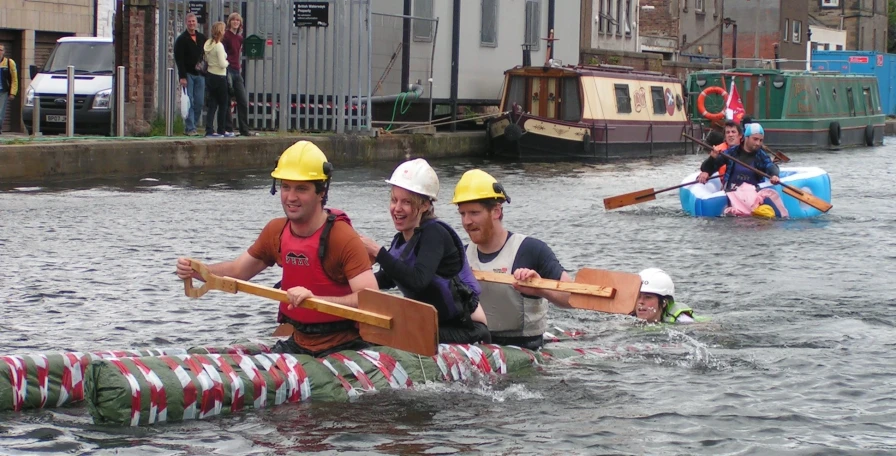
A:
[[358, 289, 438, 356], [569, 269, 642, 314], [473, 270, 615, 298], [271, 323, 294, 338], [782, 186, 832, 213], [603, 188, 657, 210]]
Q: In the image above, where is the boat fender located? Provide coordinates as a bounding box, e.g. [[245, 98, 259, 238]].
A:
[[504, 123, 523, 142], [484, 120, 494, 156], [582, 131, 591, 152], [697, 86, 728, 121], [864, 124, 874, 147], [828, 122, 842, 146]]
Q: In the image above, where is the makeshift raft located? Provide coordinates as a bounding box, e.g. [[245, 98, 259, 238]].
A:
[[1, 338, 679, 427]]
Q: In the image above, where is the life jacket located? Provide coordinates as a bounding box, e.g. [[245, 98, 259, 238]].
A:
[[277, 208, 354, 326], [386, 219, 480, 326], [661, 299, 694, 324], [465, 233, 548, 338], [722, 147, 774, 191]]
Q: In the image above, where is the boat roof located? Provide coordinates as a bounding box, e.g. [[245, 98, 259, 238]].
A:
[[688, 67, 876, 78], [505, 64, 679, 82]]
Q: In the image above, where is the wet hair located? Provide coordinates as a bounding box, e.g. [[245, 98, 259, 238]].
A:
[[706, 130, 725, 147], [724, 121, 743, 136]]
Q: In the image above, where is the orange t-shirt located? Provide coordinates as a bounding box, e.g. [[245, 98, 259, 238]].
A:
[[248, 217, 372, 352]]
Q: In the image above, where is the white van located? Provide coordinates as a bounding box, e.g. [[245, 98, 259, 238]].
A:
[[23, 37, 114, 135]]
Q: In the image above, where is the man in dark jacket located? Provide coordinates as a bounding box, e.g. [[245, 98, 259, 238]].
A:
[[222, 12, 254, 136], [697, 122, 780, 189], [174, 13, 207, 136]]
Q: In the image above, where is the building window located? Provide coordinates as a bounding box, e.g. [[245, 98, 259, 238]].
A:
[[695, 0, 705, 12], [598, 0, 605, 32], [625, 0, 632, 35], [836, 44, 843, 50], [784, 19, 789, 42], [412, 0, 434, 42], [481, 0, 498, 46], [792, 20, 802, 43], [820, 0, 839, 7], [651, 87, 666, 114], [524, 0, 541, 51], [615, 84, 632, 113]]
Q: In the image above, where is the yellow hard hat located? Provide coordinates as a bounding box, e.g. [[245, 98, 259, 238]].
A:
[[271, 141, 332, 181], [452, 169, 510, 204], [752, 204, 776, 219]]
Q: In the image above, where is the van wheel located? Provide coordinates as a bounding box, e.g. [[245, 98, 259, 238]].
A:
[[829, 122, 842, 146], [864, 124, 874, 146]]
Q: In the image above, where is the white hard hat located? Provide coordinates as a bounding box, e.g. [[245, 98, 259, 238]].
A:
[[385, 158, 440, 200], [639, 268, 675, 298]]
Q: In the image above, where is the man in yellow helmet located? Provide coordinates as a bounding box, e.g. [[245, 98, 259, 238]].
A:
[[176, 140, 378, 357], [453, 169, 573, 350]]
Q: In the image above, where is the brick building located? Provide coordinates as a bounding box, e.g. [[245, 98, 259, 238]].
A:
[[808, 0, 887, 51], [0, 0, 99, 133]]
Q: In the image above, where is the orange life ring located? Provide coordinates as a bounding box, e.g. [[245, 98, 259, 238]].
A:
[[697, 86, 728, 121]]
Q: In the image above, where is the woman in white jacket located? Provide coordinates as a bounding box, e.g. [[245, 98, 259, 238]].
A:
[[203, 21, 230, 137]]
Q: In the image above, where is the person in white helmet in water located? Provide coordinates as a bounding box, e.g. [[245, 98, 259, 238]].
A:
[[359, 159, 490, 344], [634, 268, 695, 324]]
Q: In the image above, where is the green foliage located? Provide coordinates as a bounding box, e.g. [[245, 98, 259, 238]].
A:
[[890, 0, 896, 52], [148, 115, 185, 137]]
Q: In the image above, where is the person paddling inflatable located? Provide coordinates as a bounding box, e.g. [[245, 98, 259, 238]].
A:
[[359, 159, 491, 344], [634, 268, 695, 324]]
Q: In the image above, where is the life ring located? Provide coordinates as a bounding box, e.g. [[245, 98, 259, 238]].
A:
[[829, 121, 841, 146], [864, 124, 874, 147], [697, 86, 728, 121]]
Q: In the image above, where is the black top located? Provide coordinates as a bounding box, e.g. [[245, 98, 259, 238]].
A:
[[375, 221, 463, 292], [174, 30, 208, 79]]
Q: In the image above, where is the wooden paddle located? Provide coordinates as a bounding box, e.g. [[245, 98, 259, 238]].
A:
[[603, 175, 720, 210], [182, 259, 438, 356], [683, 133, 832, 213], [473, 269, 641, 315]]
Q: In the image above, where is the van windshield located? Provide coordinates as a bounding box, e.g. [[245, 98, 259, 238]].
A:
[[44, 42, 114, 74]]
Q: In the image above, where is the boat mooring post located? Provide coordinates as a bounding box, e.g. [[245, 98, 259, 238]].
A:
[[66, 65, 75, 137], [165, 67, 174, 137], [115, 66, 125, 137]]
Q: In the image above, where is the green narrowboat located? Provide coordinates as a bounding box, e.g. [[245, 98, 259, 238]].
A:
[[686, 68, 885, 150]]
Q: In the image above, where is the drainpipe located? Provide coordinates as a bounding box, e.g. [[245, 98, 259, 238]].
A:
[[450, 0, 460, 132], [93, 0, 98, 36], [401, 0, 411, 93], [548, 0, 555, 60]]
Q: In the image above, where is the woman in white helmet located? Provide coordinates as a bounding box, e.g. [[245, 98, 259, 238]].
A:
[[635, 268, 695, 324], [359, 158, 490, 344]]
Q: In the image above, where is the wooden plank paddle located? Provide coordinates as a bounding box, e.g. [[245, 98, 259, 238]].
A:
[[182, 259, 438, 356], [603, 175, 719, 210], [473, 269, 642, 315], [683, 133, 833, 213]]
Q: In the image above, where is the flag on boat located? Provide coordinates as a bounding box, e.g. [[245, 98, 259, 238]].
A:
[[724, 79, 745, 123]]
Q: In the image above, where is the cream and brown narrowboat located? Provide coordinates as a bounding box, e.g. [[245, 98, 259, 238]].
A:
[[487, 64, 695, 159]]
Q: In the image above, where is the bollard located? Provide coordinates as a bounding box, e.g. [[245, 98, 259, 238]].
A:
[[165, 68, 175, 136], [66, 65, 75, 137], [116, 66, 125, 137], [32, 95, 40, 137]]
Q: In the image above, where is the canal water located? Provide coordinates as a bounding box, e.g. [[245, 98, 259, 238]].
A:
[[1, 143, 895, 454]]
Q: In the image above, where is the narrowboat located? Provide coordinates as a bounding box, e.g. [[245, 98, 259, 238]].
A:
[[686, 68, 885, 151], [486, 64, 694, 160]]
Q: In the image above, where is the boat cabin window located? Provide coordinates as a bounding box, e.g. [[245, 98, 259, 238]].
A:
[[847, 87, 855, 117], [560, 78, 582, 122], [615, 84, 632, 113], [650, 86, 666, 114], [505, 76, 527, 110], [863, 87, 874, 114]]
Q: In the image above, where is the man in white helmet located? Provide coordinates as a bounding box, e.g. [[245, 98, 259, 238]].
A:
[[635, 268, 695, 324], [452, 169, 573, 350], [176, 140, 378, 357]]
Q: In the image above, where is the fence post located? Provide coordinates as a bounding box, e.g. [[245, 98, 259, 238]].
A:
[[66, 65, 75, 137], [116, 66, 126, 137], [166, 67, 175, 136]]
